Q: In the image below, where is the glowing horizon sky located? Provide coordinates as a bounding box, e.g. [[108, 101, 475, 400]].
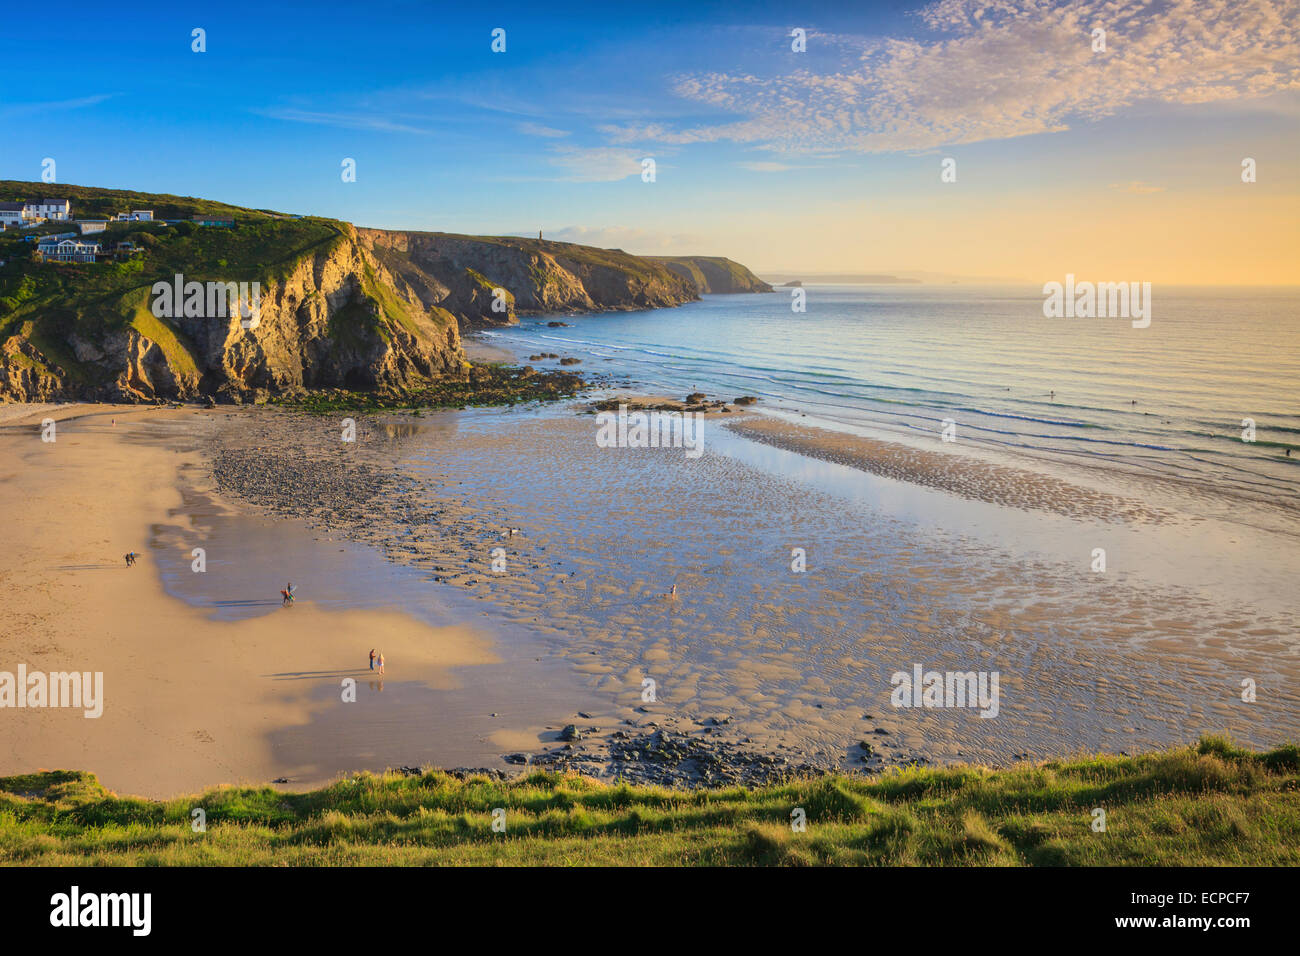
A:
[[2, 0, 1296, 283]]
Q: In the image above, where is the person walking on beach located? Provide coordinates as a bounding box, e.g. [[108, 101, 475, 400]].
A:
[[369, 648, 376, 672], [124, 551, 137, 567], [376, 652, 385, 676], [281, 582, 296, 607]]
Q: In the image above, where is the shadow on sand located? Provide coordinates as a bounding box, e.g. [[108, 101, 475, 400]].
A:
[[266, 668, 376, 682]]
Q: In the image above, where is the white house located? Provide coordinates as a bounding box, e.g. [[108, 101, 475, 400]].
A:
[[131, 209, 153, 221], [26, 199, 72, 221], [0, 202, 25, 226], [36, 237, 100, 263]]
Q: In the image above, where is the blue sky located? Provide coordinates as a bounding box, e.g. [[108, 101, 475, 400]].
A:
[[2, 0, 1296, 281]]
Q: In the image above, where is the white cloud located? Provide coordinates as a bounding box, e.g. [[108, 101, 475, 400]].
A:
[[603, 0, 1300, 153]]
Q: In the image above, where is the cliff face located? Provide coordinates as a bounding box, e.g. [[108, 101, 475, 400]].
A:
[[649, 256, 774, 294], [0, 225, 463, 404], [359, 230, 699, 328], [0, 180, 770, 404]]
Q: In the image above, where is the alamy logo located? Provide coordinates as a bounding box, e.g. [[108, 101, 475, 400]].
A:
[[1042, 274, 1151, 328], [595, 404, 703, 459], [890, 664, 1000, 718], [50, 886, 150, 936], [0, 665, 102, 718], [151, 273, 260, 329]]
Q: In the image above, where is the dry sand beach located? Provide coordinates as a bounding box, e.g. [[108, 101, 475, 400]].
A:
[[2, 395, 1296, 799], [0, 404, 504, 796]]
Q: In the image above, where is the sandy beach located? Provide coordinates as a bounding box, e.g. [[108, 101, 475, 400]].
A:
[[0, 404, 505, 796], [2, 397, 1297, 798]]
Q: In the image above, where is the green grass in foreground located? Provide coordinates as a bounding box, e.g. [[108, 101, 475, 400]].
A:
[[1, 737, 1297, 866]]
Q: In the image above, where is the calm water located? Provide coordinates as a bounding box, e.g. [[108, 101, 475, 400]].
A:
[[484, 285, 1300, 508]]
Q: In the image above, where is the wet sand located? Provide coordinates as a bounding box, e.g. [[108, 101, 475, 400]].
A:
[[2, 399, 1297, 797], [194, 402, 1300, 772], [729, 416, 1169, 523], [462, 335, 519, 364]]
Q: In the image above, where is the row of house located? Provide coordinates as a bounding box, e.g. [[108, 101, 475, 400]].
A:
[[0, 198, 72, 227], [1, 196, 238, 235], [0, 198, 158, 233]]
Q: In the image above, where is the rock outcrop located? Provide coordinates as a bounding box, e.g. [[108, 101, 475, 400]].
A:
[[648, 256, 774, 294], [358, 230, 699, 328]]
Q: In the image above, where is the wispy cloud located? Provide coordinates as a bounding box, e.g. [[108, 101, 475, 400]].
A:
[[546, 145, 648, 182], [254, 107, 433, 135], [518, 121, 570, 138], [603, 0, 1300, 154], [0, 93, 115, 118]]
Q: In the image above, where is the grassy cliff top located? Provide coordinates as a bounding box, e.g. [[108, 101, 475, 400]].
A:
[[365, 229, 687, 282], [1, 736, 1295, 866], [0, 183, 345, 300], [0, 183, 349, 389], [0, 180, 295, 222]]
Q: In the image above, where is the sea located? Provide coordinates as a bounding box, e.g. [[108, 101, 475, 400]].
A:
[[481, 284, 1300, 512]]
